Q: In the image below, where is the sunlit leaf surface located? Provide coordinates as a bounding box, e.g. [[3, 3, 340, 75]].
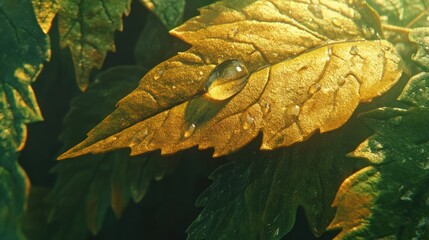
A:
[[31, 0, 60, 33], [59, 0, 403, 160], [329, 72, 429, 239]]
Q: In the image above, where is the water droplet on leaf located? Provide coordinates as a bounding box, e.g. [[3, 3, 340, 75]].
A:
[[183, 123, 196, 138], [205, 60, 249, 100], [349, 45, 359, 55], [287, 105, 301, 118], [332, 18, 341, 27], [337, 78, 346, 86], [153, 69, 164, 80], [390, 116, 403, 126], [262, 102, 271, 117], [308, 4, 324, 19], [242, 113, 255, 130], [309, 83, 321, 94]]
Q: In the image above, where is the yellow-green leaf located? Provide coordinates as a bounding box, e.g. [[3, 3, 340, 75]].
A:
[[58, 0, 403, 160], [31, 0, 61, 33], [58, 0, 132, 91]]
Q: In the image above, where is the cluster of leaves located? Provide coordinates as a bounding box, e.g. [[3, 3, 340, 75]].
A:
[[1, 0, 429, 239]]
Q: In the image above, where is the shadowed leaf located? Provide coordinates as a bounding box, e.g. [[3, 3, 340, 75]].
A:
[[58, 0, 403, 160], [329, 73, 429, 239], [187, 119, 369, 239], [140, 0, 186, 29], [366, 0, 429, 27], [48, 66, 176, 238], [0, 0, 49, 238], [58, 0, 132, 91]]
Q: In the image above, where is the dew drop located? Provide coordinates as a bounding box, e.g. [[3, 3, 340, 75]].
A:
[[337, 78, 346, 86], [349, 45, 359, 55], [183, 123, 196, 138], [153, 69, 164, 80], [308, 4, 324, 19], [309, 83, 321, 94], [262, 102, 271, 117], [287, 105, 301, 118], [390, 116, 403, 126], [242, 113, 255, 130], [228, 28, 239, 38], [131, 128, 149, 146], [332, 18, 341, 27], [373, 140, 383, 150], [205, 60, 249, 100], [273, 228, 280, 237]]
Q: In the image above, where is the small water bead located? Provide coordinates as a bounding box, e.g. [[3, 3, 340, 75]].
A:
[[337, 78, 346, 86], [153, 69, 164, 80], [309, 83, 321, 94], [332, 18, 342, 27], [287, 105, 301, 118], [262, 102, 271, 117], [349, 45, 359, 55], [242, 114, 255, 130], [205, 60, 249, 100], [131, 128, 149, 145], [183, 123, 196, 138], [390, 116, 403, 126], [308, 4, 324, 19]]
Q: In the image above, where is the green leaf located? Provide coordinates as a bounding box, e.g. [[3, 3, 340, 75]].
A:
[[134, 14, 183, 69], [329, 73, 429, 239], [399, 72, 429, 107], [31, 0, 61, 33], [410, 27, 429, 69], [48, 66, 176, 239], [0, 0, 49, 239], [366, 0, 429, 27], [188, 120, 368, 240], [22, 187, 51, 240], [58, 0, 132, 91], [140, 0, 186, 29], [0, 142, 29, 240]]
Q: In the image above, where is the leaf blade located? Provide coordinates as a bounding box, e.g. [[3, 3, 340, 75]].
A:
[[58, 0, 132, 90]]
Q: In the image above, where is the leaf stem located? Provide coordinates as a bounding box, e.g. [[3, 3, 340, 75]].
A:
[[382, 24, 412, 36]]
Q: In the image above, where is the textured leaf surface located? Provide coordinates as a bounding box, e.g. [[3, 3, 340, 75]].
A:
[[31, 0, 60, 33], [187, 120, 368, 240], [329, 73, 429, 239], [59, 0, 403, 160], [58, 0, 132, 90], [0, 0, 49, 238], [366, 0, 429, 27], [410, 27, 429, 69], [140, 0, 186, 29], [48, 66, 176, 239]]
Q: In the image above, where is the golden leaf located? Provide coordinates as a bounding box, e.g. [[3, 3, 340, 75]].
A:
[[58, 0, 403, 159]]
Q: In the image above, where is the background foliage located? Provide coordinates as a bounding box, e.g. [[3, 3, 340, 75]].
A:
[[1, 0, 428, 239]]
